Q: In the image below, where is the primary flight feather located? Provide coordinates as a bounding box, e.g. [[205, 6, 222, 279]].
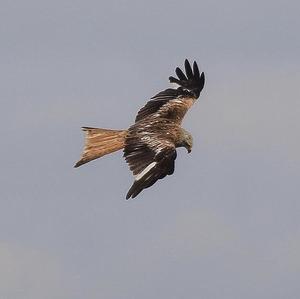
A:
[[75, 59, 205, 199]]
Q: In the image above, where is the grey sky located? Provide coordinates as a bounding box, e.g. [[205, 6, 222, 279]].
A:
[[1, 0, 300, 298]]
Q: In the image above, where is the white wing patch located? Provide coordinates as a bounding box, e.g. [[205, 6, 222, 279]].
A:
[[134, 162, 157, 181], [172, 99, 184, 104]]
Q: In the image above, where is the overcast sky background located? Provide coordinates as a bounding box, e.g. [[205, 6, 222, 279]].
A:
[[1, 0, 300, 298]]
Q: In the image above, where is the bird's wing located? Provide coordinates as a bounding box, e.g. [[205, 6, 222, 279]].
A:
[[124, 131, 177, 199], [135, 59, 205, 124]]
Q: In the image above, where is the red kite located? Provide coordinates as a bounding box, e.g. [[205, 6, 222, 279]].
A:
[[75, 59, 205, 199]]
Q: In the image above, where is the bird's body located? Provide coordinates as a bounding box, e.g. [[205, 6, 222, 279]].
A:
[[75, 59, 205, 199]]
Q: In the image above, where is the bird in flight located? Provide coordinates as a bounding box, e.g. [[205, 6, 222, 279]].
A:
[[75, 59, 205, 199]]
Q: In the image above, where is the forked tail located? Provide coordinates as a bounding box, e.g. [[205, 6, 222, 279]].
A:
[[74, 127, 127, 168]]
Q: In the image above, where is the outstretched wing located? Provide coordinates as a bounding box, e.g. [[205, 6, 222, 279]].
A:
[[135, 59, 205, 123], [124, 130, 177, 199]]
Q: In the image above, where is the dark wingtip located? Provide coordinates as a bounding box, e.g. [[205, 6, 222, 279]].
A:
[[200, 72, 205, 89], [184, 58, 190, 70], [126, 185, 134, 199], [170, 59, 205, 97], [193, 61, 200, 78], [169, 76, 181, 84], [126, 181, 144, 200], [126, 190, 136, 200], [175, 67, 187, 81], [184, 59, 193, 79]]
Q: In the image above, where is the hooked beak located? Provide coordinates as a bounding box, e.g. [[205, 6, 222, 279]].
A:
[[187, 148, 192, 154]]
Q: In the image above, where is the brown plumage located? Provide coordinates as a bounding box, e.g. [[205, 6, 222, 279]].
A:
[[75, 59, 205, 199], [74, 127, 127, 168]]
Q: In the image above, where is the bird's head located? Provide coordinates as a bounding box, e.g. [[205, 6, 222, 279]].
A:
[[178, 128, 193, 153]]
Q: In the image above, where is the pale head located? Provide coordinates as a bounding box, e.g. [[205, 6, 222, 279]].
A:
[[177, 128, 193, 153]]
